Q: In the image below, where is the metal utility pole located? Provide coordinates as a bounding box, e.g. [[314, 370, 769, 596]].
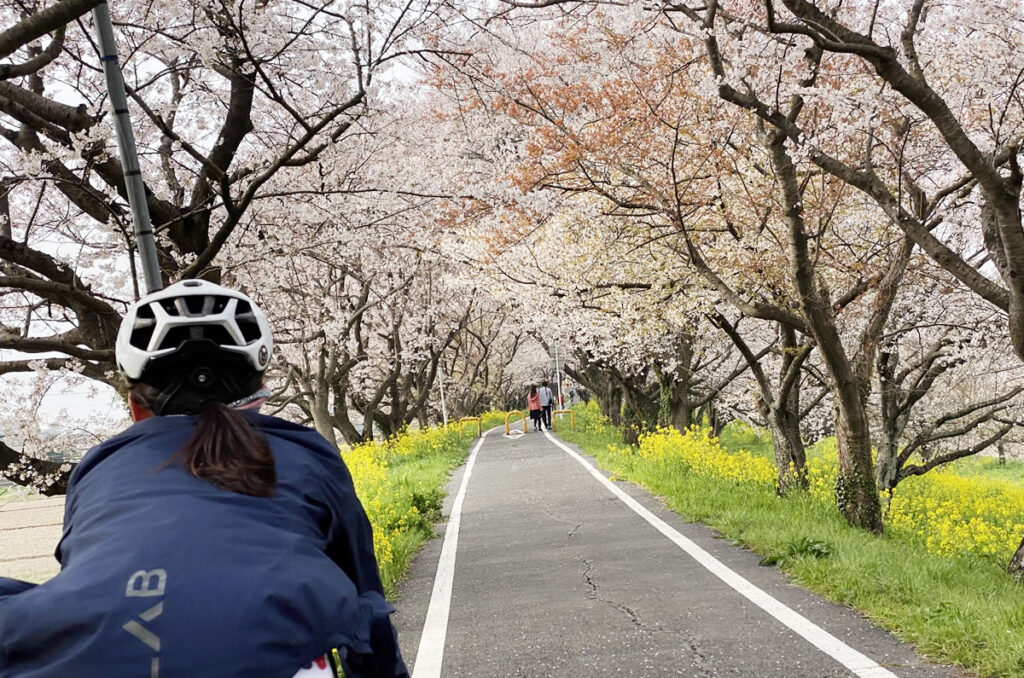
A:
[[92, 1, 162, 294], [553, 344, 564, 408], [438, 361, 449, 426]]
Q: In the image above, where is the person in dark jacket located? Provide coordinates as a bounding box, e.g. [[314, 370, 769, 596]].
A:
[[538, 380, 554, 430], [0, 279, 409, 678]]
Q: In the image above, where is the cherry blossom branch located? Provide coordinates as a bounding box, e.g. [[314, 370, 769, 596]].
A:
[[897, 423, 1015, 484], [0, 26, 65, 80], [181, 90, 368, 279], [0, 0, 100, 61], [709, 311, 773, 402], [0, 357, 73, 376], [0, 439, 71, 495]]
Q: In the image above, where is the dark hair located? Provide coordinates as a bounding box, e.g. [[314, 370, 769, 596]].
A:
[[529, 385, 538, 396], [131, 383, 276, 498], [541, 380, 549, 387]]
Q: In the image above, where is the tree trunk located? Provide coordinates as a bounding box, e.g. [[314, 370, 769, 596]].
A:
[[834, 396, 883, 533], [657, 368, 691, 431], [622, 384, 658, 446], [1009, 537, 1024, 583], [875, 348, 899, 491], [766, 132, 883, 532], [311, 410, 338, 448], [707, 402, 723, 437], [875, 429, 899, 493], [310, 378, 339, 449], [768, 388, 807, 494], [605, 384, 623, 426]]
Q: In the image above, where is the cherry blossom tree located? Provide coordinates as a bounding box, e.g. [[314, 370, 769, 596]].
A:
[[437, 308, 527, 417], [0, 0, 462, 488], [874, 284, 1024, 492], [426, 7, 913, 528], [710, 314, 814, 491], [641, 0, 1024, 569]]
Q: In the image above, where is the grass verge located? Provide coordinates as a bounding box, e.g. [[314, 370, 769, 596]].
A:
[[558, 404, 1024, 678]]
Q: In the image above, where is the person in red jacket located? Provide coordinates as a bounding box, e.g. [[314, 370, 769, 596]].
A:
[[527, 384, 542, 431]]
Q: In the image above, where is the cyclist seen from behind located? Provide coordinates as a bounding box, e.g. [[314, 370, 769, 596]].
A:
[[0, 280, 409, 678]]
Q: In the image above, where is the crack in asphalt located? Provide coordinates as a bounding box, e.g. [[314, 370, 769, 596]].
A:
[[537, 506, 586, 533], [581, 558, 715, 677]]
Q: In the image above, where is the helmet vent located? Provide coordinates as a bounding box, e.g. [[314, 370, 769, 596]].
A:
[[129, 305, 157, 349], [235, 300, 261, 342], [162, 323, 238, 350]]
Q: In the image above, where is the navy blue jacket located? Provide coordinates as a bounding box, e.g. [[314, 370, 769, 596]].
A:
[[0, 414, 409, 678]]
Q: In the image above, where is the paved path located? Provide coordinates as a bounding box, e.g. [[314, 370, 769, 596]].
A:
[[0, 495, 63, 584], [393, 428, 964, 678], [0, 432, 968, 677]]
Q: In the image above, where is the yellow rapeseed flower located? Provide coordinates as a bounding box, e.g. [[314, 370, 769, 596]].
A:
[[605, 423, 1024, 563]]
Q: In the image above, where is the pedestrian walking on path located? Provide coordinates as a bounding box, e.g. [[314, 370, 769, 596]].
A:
[[0, 280, 408, 678], [527, 385, 542, 431], [538, 380, 554, 430]]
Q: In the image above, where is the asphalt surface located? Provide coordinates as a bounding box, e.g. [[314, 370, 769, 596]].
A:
[[393, 428, 965, 678]]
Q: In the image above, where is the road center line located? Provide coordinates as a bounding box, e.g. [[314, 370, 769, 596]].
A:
[[544, 431, 898, 678], [411, 428, 493, 678]]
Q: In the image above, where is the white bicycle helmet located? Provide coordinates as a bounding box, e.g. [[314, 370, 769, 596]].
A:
[[116, 279, 273, 382]]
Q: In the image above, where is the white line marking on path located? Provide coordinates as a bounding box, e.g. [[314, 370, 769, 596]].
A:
[[411, 427, 495, 678], [544, 432, 898, 678]]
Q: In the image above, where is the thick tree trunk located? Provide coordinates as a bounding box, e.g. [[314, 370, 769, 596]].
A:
[[767, 132, 883, 532], [311, 404, 338, 449], [309, 373, 339, 449], [659, 335, 695, 432], [657, 369, 691, 431], [622, 384, 658, 446], [875, 430, 899, 493], [834, 396, 883, 533], [604, 385, 623, 427], [768, 389, 807, 494]]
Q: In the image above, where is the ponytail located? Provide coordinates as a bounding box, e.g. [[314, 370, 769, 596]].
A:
[[132, 384, 277, 497]]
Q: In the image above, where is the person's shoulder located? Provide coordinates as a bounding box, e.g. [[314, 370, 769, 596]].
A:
[[69, 417, 192, 488], [251, 414, 343, 465], [253, 413, 326, 443]]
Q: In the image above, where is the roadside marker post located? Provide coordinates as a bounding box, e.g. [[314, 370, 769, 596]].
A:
[[551, 409, 574, 431], [458, 417, 481, 438], [504, 410, 527, 435]]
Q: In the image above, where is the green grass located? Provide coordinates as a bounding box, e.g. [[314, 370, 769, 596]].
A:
[[377, 455, 461, 596], [716, 420, 774, 460], [375, 411, 506, 596], [0, 486, 37, 503], [947, 455, 1024, 483], [558, 407, 1024, 678]]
